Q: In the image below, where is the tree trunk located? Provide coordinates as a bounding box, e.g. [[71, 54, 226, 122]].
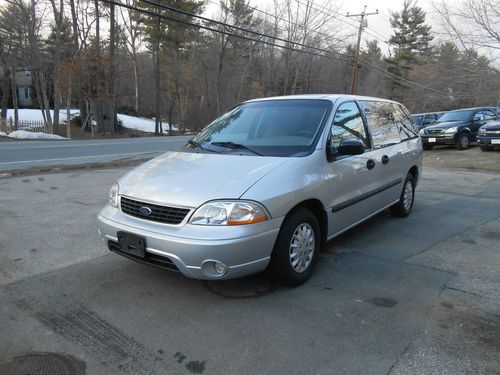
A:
[[108, 1, 116, 133], [66, 78, 72, 138], [1, 70, 10, 127], [11, 67, 18, 129], [153, 16, 161, 135], [132, 55, 139, 114]]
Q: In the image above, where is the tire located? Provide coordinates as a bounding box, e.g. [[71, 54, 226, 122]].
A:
[[269, 208, 320, 287], [390, 174, 415, 218], [455, 132, 470, 150], [480, 146, 492, 152], [423, 144, 434, 150]]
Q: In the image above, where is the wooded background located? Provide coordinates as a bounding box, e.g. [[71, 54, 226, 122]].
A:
[[0, 0, 499, 136]]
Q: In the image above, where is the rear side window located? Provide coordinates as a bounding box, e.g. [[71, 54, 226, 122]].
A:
[[329, 101, 369, 149], [394, 104, 419, 140], [358, 101, 401, 148]]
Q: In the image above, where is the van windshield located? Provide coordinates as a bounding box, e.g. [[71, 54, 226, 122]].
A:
[[189, 99, 332, 157]]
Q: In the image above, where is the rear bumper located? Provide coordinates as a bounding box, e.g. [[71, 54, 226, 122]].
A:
[[97, 205, 283, 280]]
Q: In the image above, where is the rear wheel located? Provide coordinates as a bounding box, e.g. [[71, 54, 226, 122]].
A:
[[423, 144, 434, 150], [390, 174, 415, 218], [269, 208, 320, 287], [455, 132, 470, 150]]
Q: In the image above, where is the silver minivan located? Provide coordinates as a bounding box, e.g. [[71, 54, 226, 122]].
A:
[[97, 95, 422, 286]]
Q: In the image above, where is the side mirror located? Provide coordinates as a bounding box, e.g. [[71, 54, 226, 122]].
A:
[[337, 139, 365, 155]]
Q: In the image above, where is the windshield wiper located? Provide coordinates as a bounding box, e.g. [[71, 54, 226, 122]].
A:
[[186, 139, 217, 152], [211, 141, 263, 156]]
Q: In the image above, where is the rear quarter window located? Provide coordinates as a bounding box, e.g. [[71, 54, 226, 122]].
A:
[[358, 101, 401, 148]]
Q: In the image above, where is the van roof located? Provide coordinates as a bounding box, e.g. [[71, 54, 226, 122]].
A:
[[245, 94, 401, 105]]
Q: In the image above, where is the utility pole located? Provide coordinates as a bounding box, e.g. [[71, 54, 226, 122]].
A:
[[347, 5, 378, 95]]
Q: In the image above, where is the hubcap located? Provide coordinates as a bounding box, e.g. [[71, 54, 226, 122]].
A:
[[289, 223, 315, 273], [461, 135, 469, 148], [403, 180, 414, 211]]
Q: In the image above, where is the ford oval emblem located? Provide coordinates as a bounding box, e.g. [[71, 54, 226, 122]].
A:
[[139, 206, 152, 216]]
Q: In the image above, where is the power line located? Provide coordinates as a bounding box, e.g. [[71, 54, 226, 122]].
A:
[[100, 0, 475, 98]]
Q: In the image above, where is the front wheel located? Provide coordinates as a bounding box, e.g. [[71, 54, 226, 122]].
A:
[[390, 174, 415, 218], [269, 208, 320, 287], [455, 132, 470, 150]]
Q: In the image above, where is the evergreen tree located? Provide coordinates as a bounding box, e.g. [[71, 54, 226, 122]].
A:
[[386, 0, 433, 101]]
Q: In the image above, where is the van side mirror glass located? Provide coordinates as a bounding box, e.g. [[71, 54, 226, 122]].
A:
[[337, 139, 365, 155]]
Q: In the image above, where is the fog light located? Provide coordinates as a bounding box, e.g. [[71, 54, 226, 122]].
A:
[[201, 260, 228, 277], [214, 262, 227, 275]]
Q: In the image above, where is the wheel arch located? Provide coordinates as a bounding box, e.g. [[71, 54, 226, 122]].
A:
[[284, 199, 328, 247]]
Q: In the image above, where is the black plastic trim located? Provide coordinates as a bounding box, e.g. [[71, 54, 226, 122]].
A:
[[331, 178, 403, 213]]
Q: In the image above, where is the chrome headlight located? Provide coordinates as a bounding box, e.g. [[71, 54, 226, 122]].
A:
[[444, 127, 458, 134], [479, 128, 486, 134], [109, 183, 119, 207], [418, 129, 425, 135], [190, 200, 269, 226]]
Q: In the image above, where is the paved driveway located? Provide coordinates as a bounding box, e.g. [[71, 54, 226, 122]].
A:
[[0, 165, 498, 374]]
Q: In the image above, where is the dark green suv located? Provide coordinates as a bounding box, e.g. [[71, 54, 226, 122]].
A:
[[419, 107, 498, 150]]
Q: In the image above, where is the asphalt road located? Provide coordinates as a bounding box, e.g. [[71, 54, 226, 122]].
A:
[[0, 161, 499, 374], [0, 136, 191, 172]]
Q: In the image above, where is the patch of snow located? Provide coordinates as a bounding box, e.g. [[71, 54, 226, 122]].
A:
[[5, 108, 181, 134], [7, 130, 66, 140], [0, 131, 6, 137], [117, 114, 178, 134], [5, 108, 79, 124]]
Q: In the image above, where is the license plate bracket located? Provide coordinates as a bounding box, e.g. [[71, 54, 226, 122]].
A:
[[117, 232, 146, 258], [428, 137, 436, 143], [491, 139, 500, 144]]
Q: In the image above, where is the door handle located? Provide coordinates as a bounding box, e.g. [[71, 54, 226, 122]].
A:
[[366, 159, 376, 170], [382, 155, 389, 165]]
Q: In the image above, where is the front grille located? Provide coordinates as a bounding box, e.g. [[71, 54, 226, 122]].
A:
[[121, 197, 190, 225], [426, 129, 442, 134], [108, 240, 179, 271], [484, 130, 500, 135]]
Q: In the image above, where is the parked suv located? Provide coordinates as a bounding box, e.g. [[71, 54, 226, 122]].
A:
[[97, 95, 422, 286], [419, 107, 497, 150], [411, 112, 444, 130], [478, 120, 500, 151]]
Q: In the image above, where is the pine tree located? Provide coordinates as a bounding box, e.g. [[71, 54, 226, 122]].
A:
[[386, 0, 433, 101]]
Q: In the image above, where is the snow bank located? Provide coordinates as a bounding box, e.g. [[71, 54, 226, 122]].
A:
[[117, 114, 178, 134], [4, 108, 178, 134], [7, 130, 66, 140], [5, 109, 79, 123]]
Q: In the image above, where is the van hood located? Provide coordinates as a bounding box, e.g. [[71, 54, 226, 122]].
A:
[[118, 151, 287, 208]]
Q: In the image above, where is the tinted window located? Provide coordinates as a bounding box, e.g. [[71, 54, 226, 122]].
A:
[[484, 110, 496, 120], [191, 99, 332, 157], [394, 104, 419, 141], [358, 101, 401, 148], [438, 110, 474, 122], [329, 102, 368, 149]]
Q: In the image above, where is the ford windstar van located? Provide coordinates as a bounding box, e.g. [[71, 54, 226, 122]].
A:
[[97, 95, 422, 286]]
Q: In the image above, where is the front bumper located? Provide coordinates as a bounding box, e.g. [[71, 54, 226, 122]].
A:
[[97, 205, 283, 280], [477, 136, 500, 146], [421, 134, 456, 145]]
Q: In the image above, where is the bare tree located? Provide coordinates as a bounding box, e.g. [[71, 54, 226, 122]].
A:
[[435, 0, 500, 51]]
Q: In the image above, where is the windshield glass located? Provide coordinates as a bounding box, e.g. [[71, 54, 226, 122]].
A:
[[438, 110, 473, 122], [190, 99, 332, 157], [412, 115, 423, 124]]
